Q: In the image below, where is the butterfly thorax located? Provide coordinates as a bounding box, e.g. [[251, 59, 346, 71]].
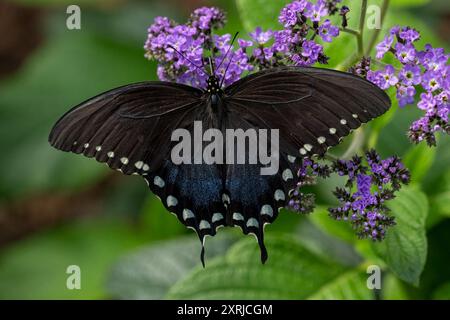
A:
[[206, 76, 223, 108]]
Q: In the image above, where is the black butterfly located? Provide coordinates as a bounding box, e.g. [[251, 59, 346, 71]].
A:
[[49, 66, 390, 265]]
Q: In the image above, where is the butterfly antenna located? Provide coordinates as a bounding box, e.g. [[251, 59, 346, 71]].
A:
[[216, 32, 239, 71], [167, 44, 206, 75], [209, 56, 215, 76]]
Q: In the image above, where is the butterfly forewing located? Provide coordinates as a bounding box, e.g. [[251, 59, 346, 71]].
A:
[[225, 67, 391, 158], [49, 82, 204, 174]]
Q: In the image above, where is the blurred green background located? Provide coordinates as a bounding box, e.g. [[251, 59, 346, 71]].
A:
[[0, 0, 448, 300]]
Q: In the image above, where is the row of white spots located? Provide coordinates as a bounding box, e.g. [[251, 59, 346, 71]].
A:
[[78, 142, 153, 173], [297, 116, 363, 157]]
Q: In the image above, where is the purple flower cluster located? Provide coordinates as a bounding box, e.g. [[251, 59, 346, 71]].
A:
[[269, 0, 340, 67], [286, 151, 410, 241], [329, 150, 410, 240], [144, 7, 252, 87], [287, 157, 330, 214], [145, 1, 343, 88], [365, 26, 449, 146]]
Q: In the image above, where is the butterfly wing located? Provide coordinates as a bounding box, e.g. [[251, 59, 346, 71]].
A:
[[224, 66, 391, 158], [219, 66, 390, 261], [49, 81, 204, 174]]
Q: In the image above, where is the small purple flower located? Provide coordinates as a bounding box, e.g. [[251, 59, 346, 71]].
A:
[[190, 6, 225, 31], [395, 42, 416, 64], [396, 85, 416, 107], [272, 30, 294, 53], [399, 27, 420, 43], [417, 92, 436, 111], [238, 39, 253, 49], [390, 25, 401, 35], [279, 0, 309, 27], [213, 34, 231, 54], [249, 27, 273, 45], [368, 65, 398, 90], [399, 64, 421, 86], [318, 19, 339, 42], [376, 35, 394, 59], [305, 0, 328, 22], [422, 70, 442, 92]]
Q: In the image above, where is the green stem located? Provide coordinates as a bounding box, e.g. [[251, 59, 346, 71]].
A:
[[357, 0, 368, 55], [342, 128, 365, 159], [364, 0, 390, 56], [340, 27, 360, 37]]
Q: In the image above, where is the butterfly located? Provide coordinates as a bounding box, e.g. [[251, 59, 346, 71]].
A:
[[49, 66, 390, 266]]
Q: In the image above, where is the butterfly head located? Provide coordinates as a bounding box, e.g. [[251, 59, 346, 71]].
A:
[[206, 76, 222, 95]]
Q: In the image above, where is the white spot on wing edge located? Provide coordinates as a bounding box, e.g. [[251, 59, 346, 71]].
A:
[[134, 161, 144, 169], [304, 144, 312, 151], [329, 128, 337, 134], [287, 155, 296, 163], [274, 189, 285, 201], [317, 136, 326, 144], [154, 176, 165, 188], [120, 157, 129, 165], [246, 218, 259, 228], [282, 168, 293, 181], [199, 220, 211, 230], [212, 213, 224, 223], [166, 195, 178, 207], [182, 209, 195, 221], [107, 151, 114, 158], [340, 119, 347, 125], [261, 204, 273, 217], [233, 212, 244, 221]]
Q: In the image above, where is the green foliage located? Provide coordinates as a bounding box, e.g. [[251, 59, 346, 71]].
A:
[[235, 0, 290, 32], [372, 186, 428, 286], [432, 282, 450, 300], [309, 206, 356, 244], [0, 217, 144, 299], [308, 270, 374, 300], [166, 235, 374, 300], [403, 143, 437, 184], [390, 0, 431, 7], [107, 233, 236, 299]]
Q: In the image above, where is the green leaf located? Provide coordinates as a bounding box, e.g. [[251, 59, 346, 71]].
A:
[[403, 143, 437, 184], [0, 217, 144, 299], [309, 206, 357, 244], [430, 192, 450, 218], [372, 186, 428, 286], [166, 234, 361, 300], [308, 270, 374, 300], [382, 273, 410, 300], [235, 0, 290, 32], [432, 282, 450, 300], [390, 0, 431, 7], [296, 219, 363, 267], [106, 233, 236, 300]]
